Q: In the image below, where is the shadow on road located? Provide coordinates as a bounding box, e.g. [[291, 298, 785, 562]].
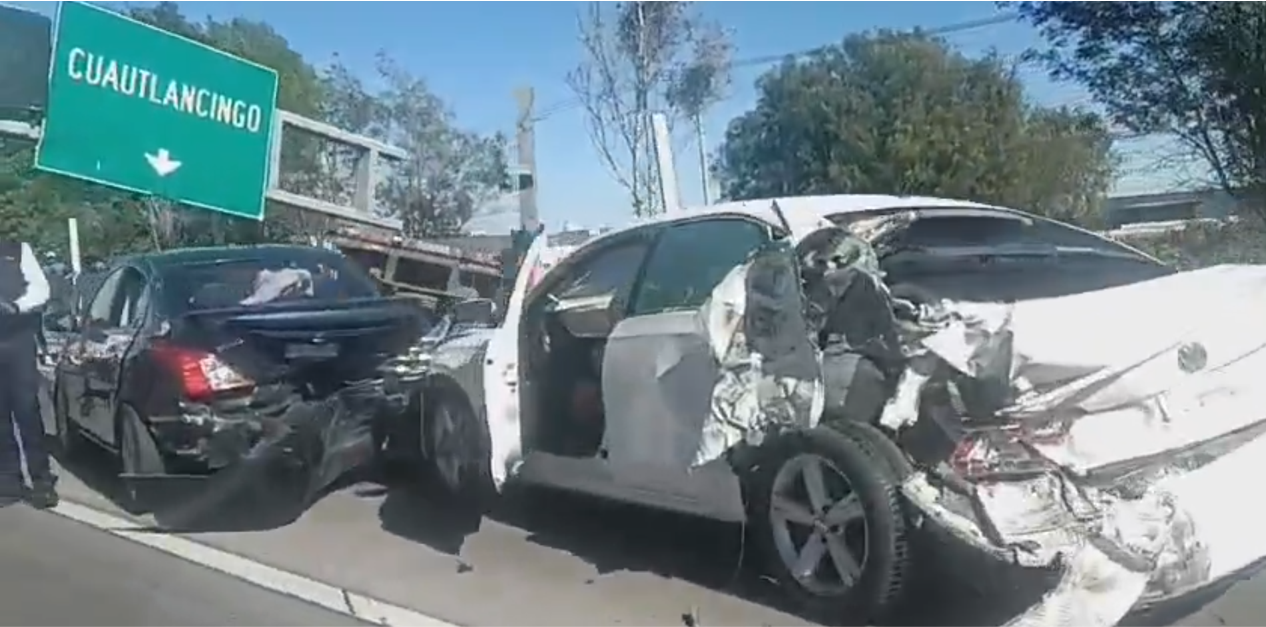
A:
[[49, 436, 335, 532], [374, 468, 484, 558], [373, 471, 779, 623], [369, 473, 1230, 627]]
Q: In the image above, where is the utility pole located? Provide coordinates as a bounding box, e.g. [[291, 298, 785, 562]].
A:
[[651, 112, 682, 213], [694, 114, 712, 205], [514, 86, 539, 233]]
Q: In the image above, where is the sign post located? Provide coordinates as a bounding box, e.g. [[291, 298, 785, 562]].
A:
[[35, 1, 279, 221]]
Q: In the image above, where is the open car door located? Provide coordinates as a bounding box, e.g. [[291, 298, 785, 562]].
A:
[[482, 236, 550, 489]]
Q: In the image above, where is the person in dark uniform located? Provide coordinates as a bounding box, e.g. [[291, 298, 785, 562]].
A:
[[0, 240, 56, 508]]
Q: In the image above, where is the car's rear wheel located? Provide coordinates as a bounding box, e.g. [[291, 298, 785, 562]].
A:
[[747, 427, 911, 625], [824, 420, 913, 482]]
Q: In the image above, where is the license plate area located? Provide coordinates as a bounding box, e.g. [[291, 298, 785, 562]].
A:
[[285, 342, 340, 359]]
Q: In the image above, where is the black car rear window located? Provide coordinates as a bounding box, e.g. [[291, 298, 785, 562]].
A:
[[159, 249, 379, 313]]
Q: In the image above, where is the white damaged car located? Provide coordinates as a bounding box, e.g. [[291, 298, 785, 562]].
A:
[[413, 194, 1263, 626]]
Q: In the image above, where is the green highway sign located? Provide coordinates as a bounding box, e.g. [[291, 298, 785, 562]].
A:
[[35, 1, 279, 220]]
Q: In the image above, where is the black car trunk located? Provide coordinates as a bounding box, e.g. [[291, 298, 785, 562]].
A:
[[169, 296, 425, 393]]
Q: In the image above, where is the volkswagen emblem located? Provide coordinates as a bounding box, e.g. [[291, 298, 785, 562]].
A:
[[1177, 342, 1208, 373]]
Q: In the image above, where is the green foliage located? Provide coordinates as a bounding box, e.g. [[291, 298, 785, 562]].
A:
[[1118, 220, 1266, 270], [713, 31, 1116, 227], [1010, 2, 1266, 217], [362, 55, 510, 238], [0, 138, 153, 262]]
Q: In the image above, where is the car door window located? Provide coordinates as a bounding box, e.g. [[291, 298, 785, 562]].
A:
[[553, 241, 650, 304], [85, 269, 125, 327], [85, 268, 147, 328], [900, 215, 1139, 256], [631, 218, 770, 315], [115, 269, 149, 328]]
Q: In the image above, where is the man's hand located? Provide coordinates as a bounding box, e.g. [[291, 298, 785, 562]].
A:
[[0, 301, 19, 315]]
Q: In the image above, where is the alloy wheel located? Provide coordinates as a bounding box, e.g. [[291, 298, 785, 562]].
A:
[[768, 453, 869, 597]]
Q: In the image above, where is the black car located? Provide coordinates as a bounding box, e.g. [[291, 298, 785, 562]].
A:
[[49, 245, 427, 509]]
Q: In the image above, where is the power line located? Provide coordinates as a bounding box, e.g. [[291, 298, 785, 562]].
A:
[[534, 11, 1022, 121], [729, 12, 1020, 70]]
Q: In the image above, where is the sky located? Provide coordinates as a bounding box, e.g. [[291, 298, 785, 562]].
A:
[[10, 1, 1194, 233]]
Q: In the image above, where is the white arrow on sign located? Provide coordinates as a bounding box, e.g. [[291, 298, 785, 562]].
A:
[[144, 149, 182, 177]]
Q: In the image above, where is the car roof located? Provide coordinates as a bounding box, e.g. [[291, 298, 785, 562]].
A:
[[122, 244, 341, 270], [576, 193, 1018, 248], [557, 192, 1168, 266], [693, 194, 1005, 220]]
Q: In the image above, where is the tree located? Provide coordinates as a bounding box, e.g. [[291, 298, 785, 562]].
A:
[[568, 1, 732, 217], [0, 137, 150, 260], [1009, 2, 1266, 220], [713, 31, 1115, 226], [320, 54, 509, 238]]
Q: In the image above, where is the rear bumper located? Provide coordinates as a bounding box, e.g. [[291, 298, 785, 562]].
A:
[[144, 376, 420, 491]]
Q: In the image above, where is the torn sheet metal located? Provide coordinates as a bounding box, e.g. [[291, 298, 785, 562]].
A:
[[1002, 544, 1150, 627], [888, 265, 1266, 626], [695, 242, 823, 467], [695, 223, 923, 467]]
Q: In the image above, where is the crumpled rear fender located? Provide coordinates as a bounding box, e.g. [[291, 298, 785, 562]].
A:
[[163, 380, 408, 497], [693, 239, 824, 467]]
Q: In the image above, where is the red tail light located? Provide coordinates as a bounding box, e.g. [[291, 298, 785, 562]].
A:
[[152, 342, 254, 402]]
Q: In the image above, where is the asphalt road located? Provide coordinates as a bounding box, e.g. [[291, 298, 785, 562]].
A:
[[30, 371, 1266, 626], [0, 503, 366, 626], [50, 449, 1266, 627]]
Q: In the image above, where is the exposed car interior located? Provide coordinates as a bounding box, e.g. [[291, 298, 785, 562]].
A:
[[523, 236, 649, 458], [522, 218, 772, 460], [831, 209, 1176, 303]]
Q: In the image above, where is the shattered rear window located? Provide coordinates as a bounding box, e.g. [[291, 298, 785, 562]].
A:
[[159, 249, 379, 312]]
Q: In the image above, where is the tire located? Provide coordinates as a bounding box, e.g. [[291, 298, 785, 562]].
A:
[[747, 426, 912, 625], [423, 386, 495, 511], [116, 405, 168, 513], [52, 381, 88, 459], [824, 420, 913, 483]]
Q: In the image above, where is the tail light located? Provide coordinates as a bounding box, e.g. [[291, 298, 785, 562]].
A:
[[152, 342, 254, 402], [949, 426, 1066, 481]]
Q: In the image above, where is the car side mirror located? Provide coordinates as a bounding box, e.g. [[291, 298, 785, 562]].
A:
[[452, 298, 495, 327]]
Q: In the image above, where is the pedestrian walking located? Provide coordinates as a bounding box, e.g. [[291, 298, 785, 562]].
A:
[[0, 239, 57, 508]]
